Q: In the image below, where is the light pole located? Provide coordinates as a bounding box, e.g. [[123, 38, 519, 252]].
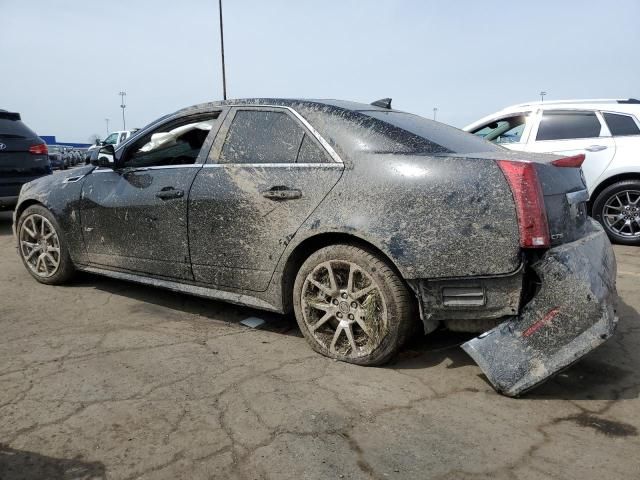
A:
[[218, 0, 227, 100], [540, 91, 547, 103], [433, 107, 438, 121], [105, 118, 110, 136], [119, 91, 127, 130]]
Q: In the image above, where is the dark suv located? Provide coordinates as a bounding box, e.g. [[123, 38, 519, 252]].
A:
[[0, 110, 51, 210]]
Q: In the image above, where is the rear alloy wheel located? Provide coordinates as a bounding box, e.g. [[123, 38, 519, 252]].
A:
[[293, 244, 415, 366], [17, 205, 75, 284], [593, 180, 640, 246]]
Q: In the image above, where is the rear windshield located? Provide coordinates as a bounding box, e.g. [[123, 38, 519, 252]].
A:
[[0, 117, 38, 139], [361, 110, 503, 154]]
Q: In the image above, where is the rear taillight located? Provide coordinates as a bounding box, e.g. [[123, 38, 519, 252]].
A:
[[551, 154, 585, 168], [497, 160, 550, 248], [29, 144, 48, 155]]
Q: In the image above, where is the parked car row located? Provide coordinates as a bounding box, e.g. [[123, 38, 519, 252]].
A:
[[47, 146, 86, 170]]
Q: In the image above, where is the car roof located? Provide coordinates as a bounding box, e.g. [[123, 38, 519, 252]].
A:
[[175, 98, 400, 116]]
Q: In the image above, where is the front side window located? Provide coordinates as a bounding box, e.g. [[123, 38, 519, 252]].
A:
[[123, 113, 219, 168], [603, 112, 640, 136], [536, 111, 602, 141], [472, 115, 528, 144], [220, 110, 304, 164], [119, 132, 128, 143]]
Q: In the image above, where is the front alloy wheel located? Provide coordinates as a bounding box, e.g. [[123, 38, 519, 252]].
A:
[[19, 213, 61, 278], [17, 205, 75, 284]]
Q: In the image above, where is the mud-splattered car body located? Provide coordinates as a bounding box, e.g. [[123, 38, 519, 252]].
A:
[[13, 99, 617, 396]]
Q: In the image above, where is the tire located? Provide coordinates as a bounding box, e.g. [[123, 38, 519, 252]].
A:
[[292, 244, 416, 366], [16, 205, 75, 284], [592, 179, 640, 246]]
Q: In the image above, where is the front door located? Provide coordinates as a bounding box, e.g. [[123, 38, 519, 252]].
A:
[[80, 111, 223, 279], [188, 107, 344, 291]]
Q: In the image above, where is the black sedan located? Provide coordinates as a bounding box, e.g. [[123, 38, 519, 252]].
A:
[[12, 98, 617, 396]]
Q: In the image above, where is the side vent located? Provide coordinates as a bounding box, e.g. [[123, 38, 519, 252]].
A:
[[63, 174, 86, 184], [441, 286, 485, 307]]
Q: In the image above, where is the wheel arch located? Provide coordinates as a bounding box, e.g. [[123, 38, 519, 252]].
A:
[[14, 199, 47, 223], [278, 231, 409, 314], [589, 172, 640, 214]]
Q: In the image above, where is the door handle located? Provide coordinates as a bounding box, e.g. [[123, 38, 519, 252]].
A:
[[156, 187, 184, 200], [585, 145, 607, 152], [261, 186, 302, 200]]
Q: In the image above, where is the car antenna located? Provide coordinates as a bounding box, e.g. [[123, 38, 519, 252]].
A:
[[371, 98, 392, 109]]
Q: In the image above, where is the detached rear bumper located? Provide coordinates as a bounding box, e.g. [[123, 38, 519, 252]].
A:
[[462, 219, 617, 397]]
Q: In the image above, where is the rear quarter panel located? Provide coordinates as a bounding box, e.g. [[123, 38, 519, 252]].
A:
[[282, 153, 521, 279]]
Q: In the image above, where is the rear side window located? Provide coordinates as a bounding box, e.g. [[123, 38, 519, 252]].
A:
[[297, 134, 331, 163], [603, 113, 640, 136], [536, 111, 601, 141], [221, 110, 304, 164], [0, 117, 38, 139]]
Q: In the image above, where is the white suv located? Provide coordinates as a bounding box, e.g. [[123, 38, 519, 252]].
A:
[[465, 99, 640, 245]]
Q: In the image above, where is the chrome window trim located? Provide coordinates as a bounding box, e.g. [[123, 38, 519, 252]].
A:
[[222, 104, 344, 164], [201, 162, 343, 169], [96, 104, 343, 171], [93, 164, 204, 173], [145, 164, 204, 170]]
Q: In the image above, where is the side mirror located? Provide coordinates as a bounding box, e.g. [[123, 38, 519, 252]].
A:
[[91, 145, 115, 167]]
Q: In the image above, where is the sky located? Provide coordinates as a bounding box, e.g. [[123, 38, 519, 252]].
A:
[[1, 0, 639, 143]]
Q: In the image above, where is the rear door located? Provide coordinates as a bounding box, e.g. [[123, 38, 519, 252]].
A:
[[525, 109, 615, 192], [188, 106, 344, 291]]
